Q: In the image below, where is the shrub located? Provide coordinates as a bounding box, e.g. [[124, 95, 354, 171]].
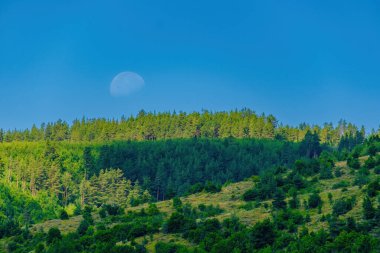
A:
[[365, 156, 376, 169], [272, 189, 287, 209], [319, 167, 333, 179], [104, 204, 123, 216], [65, 203, 76, 216], [188, 183, 203, 194], [82, 206, 94, 225], [366, 179, 380, 197], [147, 203, 160, 215], [347, 157, 360, 169], [243, 188, 258, 201], [332, 197, 355, 216], [47, 227, 62, 244], [172, 197, 182, 209], [334, 168, 343, 178], [204, 181, 222, 193], [354, 173, 370, 187], [60, 210, 69, 220], [99, 208, 107, 218], [308, 192, 322, 209], [198, 204, 223, 218], [332, 181, 350, 189], [250, 219, 276, 249], [155, 242, 188, 253], [165, 212, 196, 233], [77, 220, 90, 236]]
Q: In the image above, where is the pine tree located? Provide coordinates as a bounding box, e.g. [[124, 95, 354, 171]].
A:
[[363, 196, 375, 220], [61, 172, 73, 207], [272, 188, 287, 209]]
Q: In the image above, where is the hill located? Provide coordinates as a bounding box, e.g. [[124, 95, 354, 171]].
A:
[[15, 148, 380, 252], [0, 113, 379, 252]]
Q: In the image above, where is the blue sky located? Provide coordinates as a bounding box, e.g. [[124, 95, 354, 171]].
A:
[[0, 0, 379, 130]]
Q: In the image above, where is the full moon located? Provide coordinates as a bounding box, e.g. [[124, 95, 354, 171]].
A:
[[110, 71, 145, 97]]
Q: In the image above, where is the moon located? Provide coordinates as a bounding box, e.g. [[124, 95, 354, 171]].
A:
[[110, 71, 145, 97]]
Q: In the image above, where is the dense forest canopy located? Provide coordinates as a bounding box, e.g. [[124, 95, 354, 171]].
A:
[[0, 138, 302, 223], [0, 110, 379, 252], [0, 109, 371, 146]]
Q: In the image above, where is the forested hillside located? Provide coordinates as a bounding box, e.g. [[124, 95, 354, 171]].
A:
[[0, 109, 369, 147], [0, 110, 379, 252], [0, 138, 302, 228]]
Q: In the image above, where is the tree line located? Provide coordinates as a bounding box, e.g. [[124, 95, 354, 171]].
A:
[[0, 109, 369, 146]]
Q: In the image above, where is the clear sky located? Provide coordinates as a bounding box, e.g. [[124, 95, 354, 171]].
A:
[[1, 0, 380, 130]]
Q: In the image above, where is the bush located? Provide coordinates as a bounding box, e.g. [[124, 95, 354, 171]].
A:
[[99, 208, 107, 218], [73, 205, 82, 216], [155, 242, 188, 253], [104, 204, 123, 216], [366, 179, 380, 197], [332, 181, 350, 189], [334, 168, 343, 178], [65, 204, 76, 216], [60, 210, 69, 220], [172, 197, 182, 209], [347, 157, 360, 169], [243, 188, 258, 201], [333, 197, 355, 216], [82, 206, 94, 225], [365, 156, 376, 169], [35, 243, 45, 253], [308, 192, 322, 209], [198, 204, 223, 218], [188, 183, 203, 194], [165, 212, 196, 233], [147, 203, 160, 215], [250, 219, 276, 249], [47, 227, 62, 244], [77, 220, 90, 236], [354, 173, 370, 187], [204, 181, 222, 193], [319, 167, 333, 179]]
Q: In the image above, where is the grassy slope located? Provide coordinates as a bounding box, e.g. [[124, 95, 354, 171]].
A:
[[29, 157, 378, 251]]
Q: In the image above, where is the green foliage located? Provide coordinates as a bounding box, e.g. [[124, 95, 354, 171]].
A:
[[155, 242, 190, 253], [204, 181, 222, 193], [1, 109, 363, 145], [77, 219, 90, 236], [273, 209, 304, 232], [1, 112, 380, 252], [288, 189, 300, 209], [47, 227, 62, 244], [299, 131, 321, 158], [250, 219, 276, 249], [332, 180, 350, 189], [272, 188, 287, 209], [60, 210, 69, 220], [319, 166, 333, 179], [165, 212, 196, 233], [242, 170, 279, 202], [173, 197, 183, 209], [197, 204, 223, 218], [333, 197, 356, 216], [102, 204, 123, 216], [82, 206, 94, 225], [363, 196, 375, 220], [308, 192, 323, 209], [354, 169, 370, 187], [366, 179, 380, 197], [348, 156, 361, 169]]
